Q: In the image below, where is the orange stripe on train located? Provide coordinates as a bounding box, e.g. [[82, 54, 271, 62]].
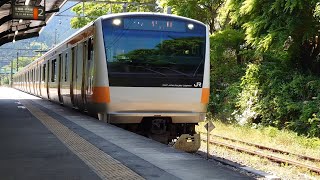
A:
[[201, 88, 210, 104], [93, 87, 110, 103]]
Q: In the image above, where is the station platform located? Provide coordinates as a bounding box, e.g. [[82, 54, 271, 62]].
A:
[[0, 87, 253, 180]]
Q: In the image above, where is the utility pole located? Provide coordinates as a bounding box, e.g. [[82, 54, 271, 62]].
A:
[[16, 52, 19, 72], [10, 60, 13, 87], [54, 20, 61, 46]]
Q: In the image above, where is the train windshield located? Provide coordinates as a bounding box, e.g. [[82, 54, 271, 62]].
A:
[[102, 16, 206, 88]]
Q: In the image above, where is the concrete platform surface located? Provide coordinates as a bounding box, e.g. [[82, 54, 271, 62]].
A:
[[0, 87, 253, 180]]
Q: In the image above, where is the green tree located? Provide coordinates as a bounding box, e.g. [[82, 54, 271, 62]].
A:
[[70, 0, 157, 29], [161, 0, 224, 34], [224, 0, 320, 72], [209, 29, 246, 115]]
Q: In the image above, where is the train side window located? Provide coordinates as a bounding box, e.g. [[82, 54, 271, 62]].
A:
[[51, 59, 57, 82], [88, 37, 94, 61], [42, 64, 46, 81], [65, 53, 68, 82]]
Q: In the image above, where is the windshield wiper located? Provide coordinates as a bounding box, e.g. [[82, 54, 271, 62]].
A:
[[192, 59, 204, 77], [129, 65, 167, 76], [158, 67, 192, 77]]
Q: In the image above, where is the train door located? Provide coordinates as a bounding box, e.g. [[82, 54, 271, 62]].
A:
[[82, 41, 88, 111], [34, 67, 37, 96], [50, 57, 59, 102], [37, 64, 40, 96], [76, 42, 85, 110], [29, 70, 32, 93], [46, 61, 50, 100], [71, 47, 76, 107], [58, 54, 63, 104], [85, 37, 94, 106], [24, 73, 27, 92], [26, 71, 28, 92], [40, 63, 44, 97], [61, 50, 72, 107], [32, 69, 35, 94]]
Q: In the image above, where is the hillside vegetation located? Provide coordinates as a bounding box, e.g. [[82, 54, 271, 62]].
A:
[[205, 0, 320, 138]]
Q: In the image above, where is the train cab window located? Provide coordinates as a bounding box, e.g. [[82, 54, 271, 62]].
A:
[[102, 17, 206, 87], [65, 54, 68, 82], [51, 59, 57, 82], [42, 64, 46, 81]]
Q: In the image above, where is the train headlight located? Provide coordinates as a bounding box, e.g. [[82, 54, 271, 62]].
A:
[[113, 19, 122, 26], [187, 23, 194, 30]]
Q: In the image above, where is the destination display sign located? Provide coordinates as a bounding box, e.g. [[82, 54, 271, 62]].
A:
[[12, 5, 45, 21]]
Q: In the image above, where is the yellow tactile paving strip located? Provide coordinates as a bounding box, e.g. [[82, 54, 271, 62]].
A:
[[20, 100, 144, 180]]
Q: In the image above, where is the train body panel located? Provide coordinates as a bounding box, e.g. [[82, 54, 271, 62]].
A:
[[107, 87, 206, 123], [60, 49, 73, 107]]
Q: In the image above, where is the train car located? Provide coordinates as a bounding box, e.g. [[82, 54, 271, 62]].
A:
[[13, 12, 210, 151]]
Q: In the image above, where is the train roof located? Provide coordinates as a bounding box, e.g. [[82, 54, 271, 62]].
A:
[[99, 12, 206, 26]]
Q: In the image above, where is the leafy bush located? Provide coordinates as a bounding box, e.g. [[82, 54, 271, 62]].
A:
[[230, 57, 320, 137], [209, 29, 246, 116]]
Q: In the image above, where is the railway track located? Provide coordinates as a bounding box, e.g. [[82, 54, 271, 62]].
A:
[[199, 132, 320, 174]]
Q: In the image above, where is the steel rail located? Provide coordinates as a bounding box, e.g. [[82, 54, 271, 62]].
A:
[[200, 137, 320, 174], [211, 134, 320, 163]]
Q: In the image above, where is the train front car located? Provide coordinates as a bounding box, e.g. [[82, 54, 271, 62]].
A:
[[93, 13, 210, 151]]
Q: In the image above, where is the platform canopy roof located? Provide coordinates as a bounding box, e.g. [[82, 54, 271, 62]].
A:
[[0, 0, 67, 47]]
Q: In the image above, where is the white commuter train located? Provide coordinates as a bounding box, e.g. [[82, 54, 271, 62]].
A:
[[13, 12, 210, 148]]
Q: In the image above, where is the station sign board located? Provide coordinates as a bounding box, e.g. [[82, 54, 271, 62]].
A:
[[12, 5, 45, 21], [204, 121, 215, 133]]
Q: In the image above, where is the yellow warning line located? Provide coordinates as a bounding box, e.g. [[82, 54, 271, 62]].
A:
[[20, 100, 144, 180]]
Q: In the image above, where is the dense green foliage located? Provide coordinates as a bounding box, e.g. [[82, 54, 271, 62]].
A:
[[213, 1, 320, 137], [235, 59, 320, 137], [209, 29, 245, 115], [70, 0, 157, 29], [184, 0, 320, 137], [162, 0, 224, 33], [69, 1, 320, 137]]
